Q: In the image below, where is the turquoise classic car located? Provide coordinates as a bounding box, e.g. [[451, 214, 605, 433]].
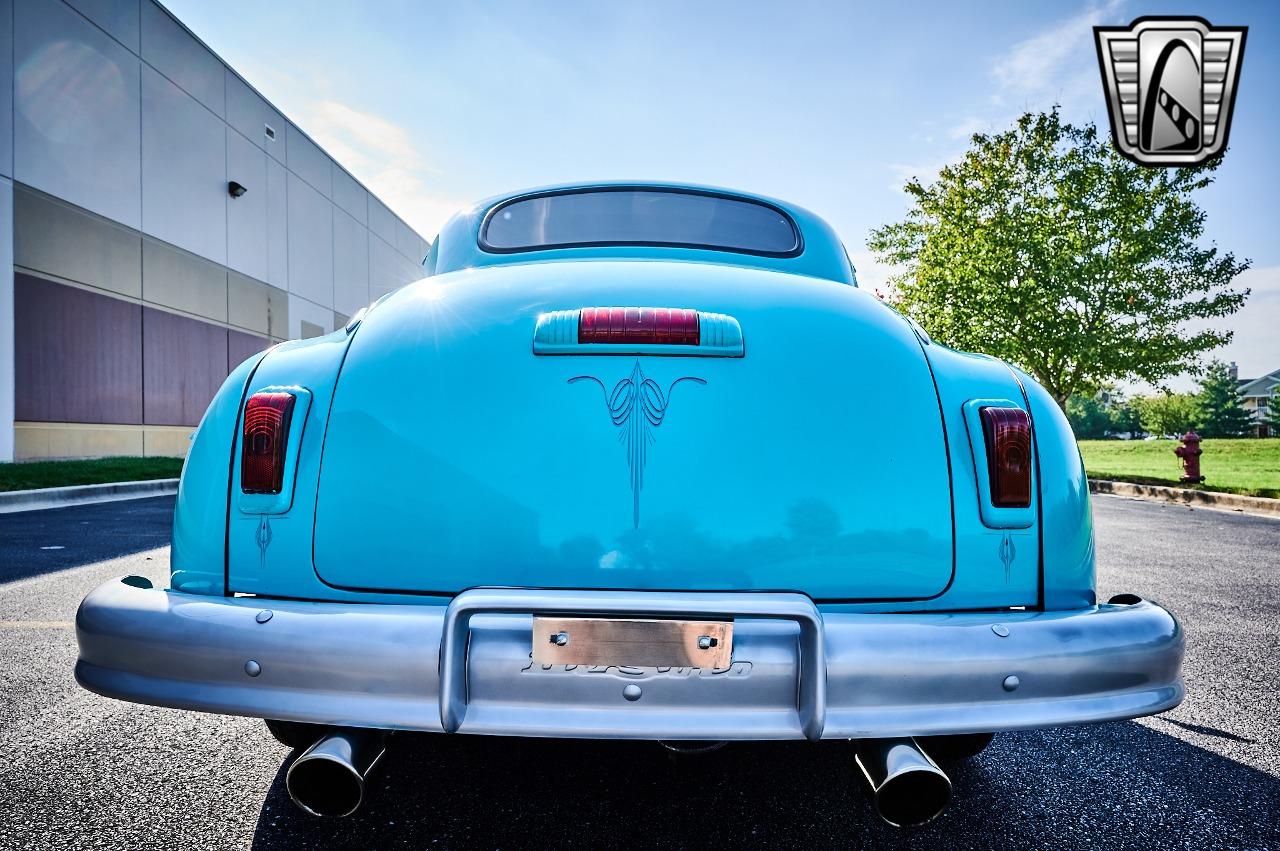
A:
[[75, 182, 1184, 826]]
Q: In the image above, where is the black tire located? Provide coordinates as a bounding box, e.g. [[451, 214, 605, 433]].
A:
[[265, 719, 327, 750], [918, 732, 996, 763]]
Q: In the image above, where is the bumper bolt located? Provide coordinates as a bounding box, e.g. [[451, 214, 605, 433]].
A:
[[991, 624, 1010, 637], [1003, 674, 1020, 692], [255, 610, 273, 624], [550, 631, 569, 647], [244, 660, 262, 677], [697, 635, 715, 650], [623, 684, 642, 702]]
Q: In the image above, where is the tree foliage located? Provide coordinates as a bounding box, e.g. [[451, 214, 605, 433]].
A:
[[1065, 394, 1113, 439], [1265, 399, 1280, 435], [868, 109, 1250, 405], [1133, 392, 1201, 438], [1196, 360, 1254, 437], [1066, 390, 1144, 438]]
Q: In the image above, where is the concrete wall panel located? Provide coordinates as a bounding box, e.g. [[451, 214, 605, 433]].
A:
[[368, 195, 396, 246], [286, 173, 332, 307], [142, 305, 227, 426], [14, 274, 143, 424], [15, 422, 146, 459], [333, 208, 369, 316], [368, 233, 401, 299], [265, 155, 288, 289], [0, 0, 13, 178], [287, 293, 331, 341], [14, 0, 141, 228], [143, 424, 193, 457], [141, 237, 227, 322], [141, 66, 226, 264], [66, 0, 139, 52], [332, 165, 366, 225], [285, 123, 330, 197], [226, 128, 268, 282], [267, 281, 289, 340], [226, 69, 284, 161], [228, 329, 268, 372], [228, 271, 269, 336], [0, 178, 12, 460], [140, 0, 223, 117], [13, 185, 141, 298], [397, 218, 423, 261]]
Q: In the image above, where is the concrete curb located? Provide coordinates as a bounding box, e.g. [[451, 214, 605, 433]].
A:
[[1089, 479, 1280, 519], [0, 479, 179, 514]]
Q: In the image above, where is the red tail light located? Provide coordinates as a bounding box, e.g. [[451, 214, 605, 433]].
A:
[[242, 392, 295, 494], [578, 307, 699, 345], [980, 407, 1032, 507]]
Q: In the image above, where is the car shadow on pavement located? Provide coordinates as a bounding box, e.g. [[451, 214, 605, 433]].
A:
[[249, 720, 1280, 849], [0, 496, 175, 584]]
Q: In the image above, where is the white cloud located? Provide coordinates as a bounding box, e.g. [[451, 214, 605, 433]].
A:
[[991, 0, 1124, 109], [947, 116, 988, 141], [888, 4, 1125, 196], [299, 100, 464, 238], [885, 160, 950, 192], [228, 58, 463, 239]]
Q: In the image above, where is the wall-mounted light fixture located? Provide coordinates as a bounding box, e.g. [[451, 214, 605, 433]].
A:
[[228, 181, 248, 198]]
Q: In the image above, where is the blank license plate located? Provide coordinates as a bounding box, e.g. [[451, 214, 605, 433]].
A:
[[532, 617, 733, 668]]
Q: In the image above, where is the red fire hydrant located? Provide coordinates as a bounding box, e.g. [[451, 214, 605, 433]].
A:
[[1174, 431, 1204, 484]]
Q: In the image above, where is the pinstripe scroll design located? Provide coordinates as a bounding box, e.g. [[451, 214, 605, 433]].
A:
[[570, 361, 706, 528]]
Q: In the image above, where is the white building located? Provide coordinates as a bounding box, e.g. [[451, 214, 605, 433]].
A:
[[0, 0, 430, 460]]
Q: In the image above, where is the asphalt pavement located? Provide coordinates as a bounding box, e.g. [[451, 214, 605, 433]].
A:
[[0, 494, 1277, 850]]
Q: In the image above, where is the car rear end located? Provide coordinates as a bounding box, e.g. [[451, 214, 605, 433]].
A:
[[74, 184, 1183, 824]]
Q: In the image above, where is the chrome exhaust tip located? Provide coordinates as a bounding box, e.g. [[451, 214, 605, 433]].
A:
[[854, 737, 952, 828], [285, 727, 387, 818]]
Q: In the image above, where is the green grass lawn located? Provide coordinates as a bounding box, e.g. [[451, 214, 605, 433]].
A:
[[1078, 438, 1280, 500], [0, 456, 184, 492]]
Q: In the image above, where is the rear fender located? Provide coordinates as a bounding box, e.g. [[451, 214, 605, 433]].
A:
[[1011, 366, 1095, 609], [885, 340, 1041, 612], [171, 351, 269, 595]]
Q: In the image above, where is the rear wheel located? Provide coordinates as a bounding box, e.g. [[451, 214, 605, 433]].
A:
[[265, 719, 326, 750], [918, 732, 995, 763]]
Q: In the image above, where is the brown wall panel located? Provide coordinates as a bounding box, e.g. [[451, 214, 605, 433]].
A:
[[14, 274, 144, 424], [228, 329, 269, 373], [142, 307, 229, 427]]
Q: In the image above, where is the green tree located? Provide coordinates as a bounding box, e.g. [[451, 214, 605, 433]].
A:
[[1107, 398, 1144, 437], [868, 109, 1250, 406], [1196, 360, 1254, 437], [1265, 400, 1280, 436], [1065, 394, 1112, 439], [1133, 393, 1201, 438]]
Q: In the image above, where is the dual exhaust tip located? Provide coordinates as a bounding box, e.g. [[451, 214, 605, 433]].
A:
[[285, 727, 963, 827], [855, 736, 953, 828], [285, 727, 387, 818]]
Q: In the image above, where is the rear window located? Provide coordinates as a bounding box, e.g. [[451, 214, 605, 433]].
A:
[[480, 188, 801, 257]]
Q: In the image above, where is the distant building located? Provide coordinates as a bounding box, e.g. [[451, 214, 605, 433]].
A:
[[1, 0, 431, 461], [1236, 363, 1280, 438]]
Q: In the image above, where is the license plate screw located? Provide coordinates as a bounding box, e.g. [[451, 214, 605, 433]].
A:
[[697, 635, 718, 650], [550, 631, 570, 647]]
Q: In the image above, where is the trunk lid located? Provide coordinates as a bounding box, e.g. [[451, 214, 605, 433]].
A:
[[312, 261, 953, 600]]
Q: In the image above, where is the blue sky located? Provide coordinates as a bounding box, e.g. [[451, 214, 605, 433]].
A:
[[166, 0, 1279, 386]]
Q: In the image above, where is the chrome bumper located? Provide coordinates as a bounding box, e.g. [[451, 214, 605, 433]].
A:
[[75, 579, 1184, 741]]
